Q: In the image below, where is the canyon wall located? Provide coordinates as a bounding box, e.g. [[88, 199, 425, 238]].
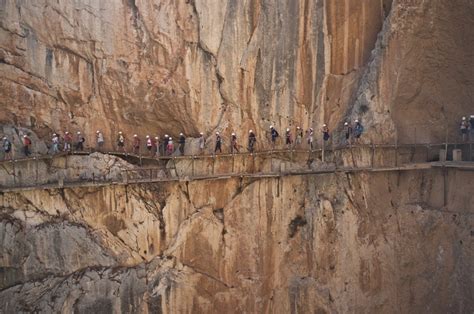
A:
[[0, 167, 472, 312], [2, 0, 473, 149]]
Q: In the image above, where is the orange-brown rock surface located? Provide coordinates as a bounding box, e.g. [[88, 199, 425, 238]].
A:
[[0, 167, 472, 312], [2, 0, 472, 148]]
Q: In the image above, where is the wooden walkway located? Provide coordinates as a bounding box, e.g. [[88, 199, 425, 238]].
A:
[[2, 161, 471, 193], [1, 141, 472, 165]]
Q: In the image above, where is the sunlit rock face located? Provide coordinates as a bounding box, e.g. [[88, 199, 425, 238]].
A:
[[1, 0, 472, 147], [0, 168, 472, 313]]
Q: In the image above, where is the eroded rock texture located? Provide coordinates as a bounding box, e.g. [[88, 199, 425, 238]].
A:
[[2, 0, 472, 147], [0, 169, 472, 312]]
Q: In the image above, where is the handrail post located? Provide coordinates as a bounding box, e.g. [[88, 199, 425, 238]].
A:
[[395, 137, 398, 167], [322, 140, 325, 163], [34, 156, 38, 185], [212, 155, 215, 175], [12, 160, 16, 186], [192, 156, 195, 177], [232, 154, 235, 173], [371, 142, 375, 168]]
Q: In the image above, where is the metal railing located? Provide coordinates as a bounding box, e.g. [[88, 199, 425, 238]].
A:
[[0, 141, 472, 191]]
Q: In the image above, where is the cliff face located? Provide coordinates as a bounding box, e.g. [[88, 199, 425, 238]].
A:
[[2, 0, 472, 147], [0, 168, 472, 313]]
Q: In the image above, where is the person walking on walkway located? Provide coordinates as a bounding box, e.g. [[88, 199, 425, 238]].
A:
[[96, 130, 104, 151], [307, 128, 314, 150], [178, 133, 186, 155], [248, 130, 256, 153], [295, 126, 303, 148], [460, 116, 469, 142], [214, 132, 222, 154], [198, 132, 206, 155], [344, 122, 353, 145], [230, 133, 239, 154], [146, 135, 153, 155], [270, 126, 279, 150], [163, 134, 169, 156], [285, 128, 293, 149], [167, 137, 174, 155], [132, 134, 140, 154], [64, 131, 72, 152], [117, 131, 125, 152], [154, 136, 160, 157], [470, 115, 474, 141], [354, 120, 364, 143], [52, 133, 60, 154], [22, 134, 32, 157], [322, 124, 330, 143], [75, 132, 85, 151], [2, 137, 12, 160]]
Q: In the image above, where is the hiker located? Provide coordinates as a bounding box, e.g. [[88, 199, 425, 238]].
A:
[[178, 133, 186, 155], [214, 132, 222, 154], [167, 137, 174, 155], [117, 131, 125, 152], [230, 133, 239, 154], [163, 134, 169, 155], [307, 128, 314, 150], [132, 134, 140, 154], [154, 137, 160, 157], [96, 130, 104, 151], [353, 120, 364, 143], [344, 122, 353, 145], [248, 130, 256, 153], [146, 135, 153, 155], [285, 128, 292, 149], [322, 124, 330, 144], [52, 133, 60, 154], [470, 115, 474, 141], [2, 137, 12, 160], [22, 134, 32, 157], [75, 131, 85, 151], [295, 126, 303, 147], [198, 132, 206, 155], [270, 126, 279, 149], [64, 131, 72, 152], [460, 116, 469, 142]]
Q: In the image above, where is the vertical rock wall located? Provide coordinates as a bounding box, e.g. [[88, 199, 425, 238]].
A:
[[0, 169, 472, 312]]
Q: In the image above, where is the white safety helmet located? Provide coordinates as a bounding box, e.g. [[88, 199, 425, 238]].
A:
[[216, 132, 220, 135], [249, 130, 253, 133], [134, 134, 138, 137], [462, 116, 466, 120], [323, 124, 327, 127], [155, 136, 159, 139], [23, 135, 27, 138], [65, 131, 69, 134], [297, 126, 300, 129], [169, 137, 172, 140], [3, 136, 7, 140], [119, 131, 122, 134], [96, 130, 100, 133], [470, 115, 474, 118], [232, 132, 235, 136], [200, 132, 203, 135], [165, 134, 169, 137], [77, 131, 81, 134], [146, 135, 150, 138], [309, 128, 313, 131], [270, 125, 274, 129], [355, 119, 359, 123], [344, 122, 348, 126], [180, 133, 183, 136]]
